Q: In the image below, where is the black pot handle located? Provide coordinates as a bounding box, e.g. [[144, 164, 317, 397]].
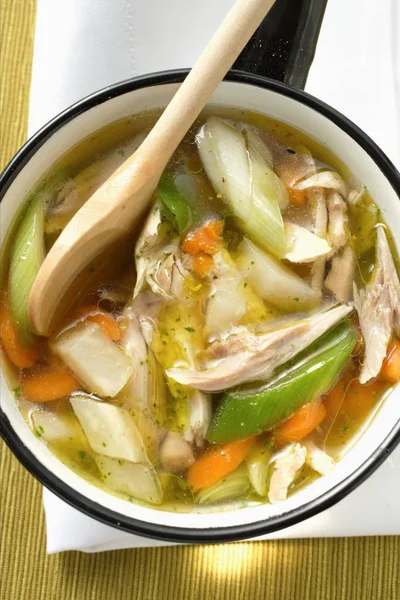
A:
[[233, 0, 327, 90]]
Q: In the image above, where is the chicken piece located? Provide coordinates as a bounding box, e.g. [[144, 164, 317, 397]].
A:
[[134, 203, 187, 300], [294, 171, 348, 199], [166, 304, 353, 391], [354, 226, 400, 383], [348, 186, 366, 205], [308, 185, 329, 293], [159, 432, 195, 473], [119, 310, 163, 462], [354, 282, 392, 384], [183, 390, 212, 447], [376, 226, 400, 335], [304, 441, 335, 475], [268, 443, 306, 503], [284, 222, 331, 263], [325, 245, 356, 302], [327, 191, 349, 251], [125, 291, 164, 344]]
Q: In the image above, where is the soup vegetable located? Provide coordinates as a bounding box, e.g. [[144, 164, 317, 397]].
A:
[[1, 111, 400, 511]]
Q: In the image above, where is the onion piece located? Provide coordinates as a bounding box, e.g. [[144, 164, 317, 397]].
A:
[[206, 252, 246, 336], [238, 238, 319, 311], [70, 395, 148, 463], [31, 410, 78, 443], [95, 456, 162, 505], [196, 118, 286, 258], [51, 321, 132, 398]]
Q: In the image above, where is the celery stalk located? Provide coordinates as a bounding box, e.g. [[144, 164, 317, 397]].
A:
[[8, 176, 64, 345], [207, 322, 357, 443], [196, 465, 250, 504], [8, 193, 45, 345], [196, 118, 287, 257]]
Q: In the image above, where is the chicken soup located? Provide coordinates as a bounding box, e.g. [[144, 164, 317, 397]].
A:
[[1, 109, 399, 510]]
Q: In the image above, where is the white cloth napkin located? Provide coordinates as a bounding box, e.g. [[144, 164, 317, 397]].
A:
[[26, 0, 400, 553]]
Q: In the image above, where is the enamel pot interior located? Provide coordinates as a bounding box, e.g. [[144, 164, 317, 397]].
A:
[[1, 71, 400, 542]]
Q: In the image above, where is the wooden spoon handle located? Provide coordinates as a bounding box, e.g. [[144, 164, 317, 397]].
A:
[[137, 0, 276, 173]]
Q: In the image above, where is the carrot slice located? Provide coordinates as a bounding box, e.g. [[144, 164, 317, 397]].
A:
[[0, 292, 40, 368], [187, 437, 255, 492], [381, 338, 400, 383], [182, 220, 223, 256], [288, 188, 306, 206], [274, 400, 327, 446], [69, 305, 121, 341], [21, 368, 81, 402], [193, 252, 214, 276]]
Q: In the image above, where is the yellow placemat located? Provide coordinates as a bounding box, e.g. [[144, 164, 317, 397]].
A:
[[0, 1, 399, 599]]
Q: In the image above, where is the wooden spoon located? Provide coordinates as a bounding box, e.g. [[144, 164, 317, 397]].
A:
[[29, 0, 276, 335]]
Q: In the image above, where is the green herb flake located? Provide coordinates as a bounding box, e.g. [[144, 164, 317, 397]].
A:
[[78, 450, 86, 460], [13, 386, 21, 398], [184, 327, 195, 333]]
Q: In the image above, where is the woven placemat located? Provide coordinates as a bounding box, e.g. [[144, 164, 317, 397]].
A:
[[0, 1, 399, 598]]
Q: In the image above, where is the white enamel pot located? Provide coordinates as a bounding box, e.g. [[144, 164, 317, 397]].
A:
[[1, 70, 400, 542]]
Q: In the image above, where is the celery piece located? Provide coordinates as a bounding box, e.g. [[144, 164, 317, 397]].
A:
[[207, 322, 357, 443], [196, 118, 287, 258], [8, 194, 45, 345], [8, 176, 64, 345], [196, 465, 250, 505]]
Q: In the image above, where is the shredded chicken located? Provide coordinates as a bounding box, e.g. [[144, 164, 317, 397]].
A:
[[166, 304, 353, 391], [354, 226, 400, 383], [304, 441, 335, 475], [303, 181, 328, 295], [294, 171, 348, 199], [159, 432, 194, 473], [133, 203, 188, 300], [284, 222, 331, 263], [376, 227, 400, 335], [327, 191, 349, 251], [128, 291, 164, 345], [348, 186, 366, 205], [325, 245, 356, 302], [268, 443, 306, 503]]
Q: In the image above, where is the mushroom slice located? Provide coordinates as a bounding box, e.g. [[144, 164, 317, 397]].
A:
[[159, 432, 195, 473]]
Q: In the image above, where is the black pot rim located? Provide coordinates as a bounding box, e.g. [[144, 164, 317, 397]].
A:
[[1, 69, 400, 544]]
